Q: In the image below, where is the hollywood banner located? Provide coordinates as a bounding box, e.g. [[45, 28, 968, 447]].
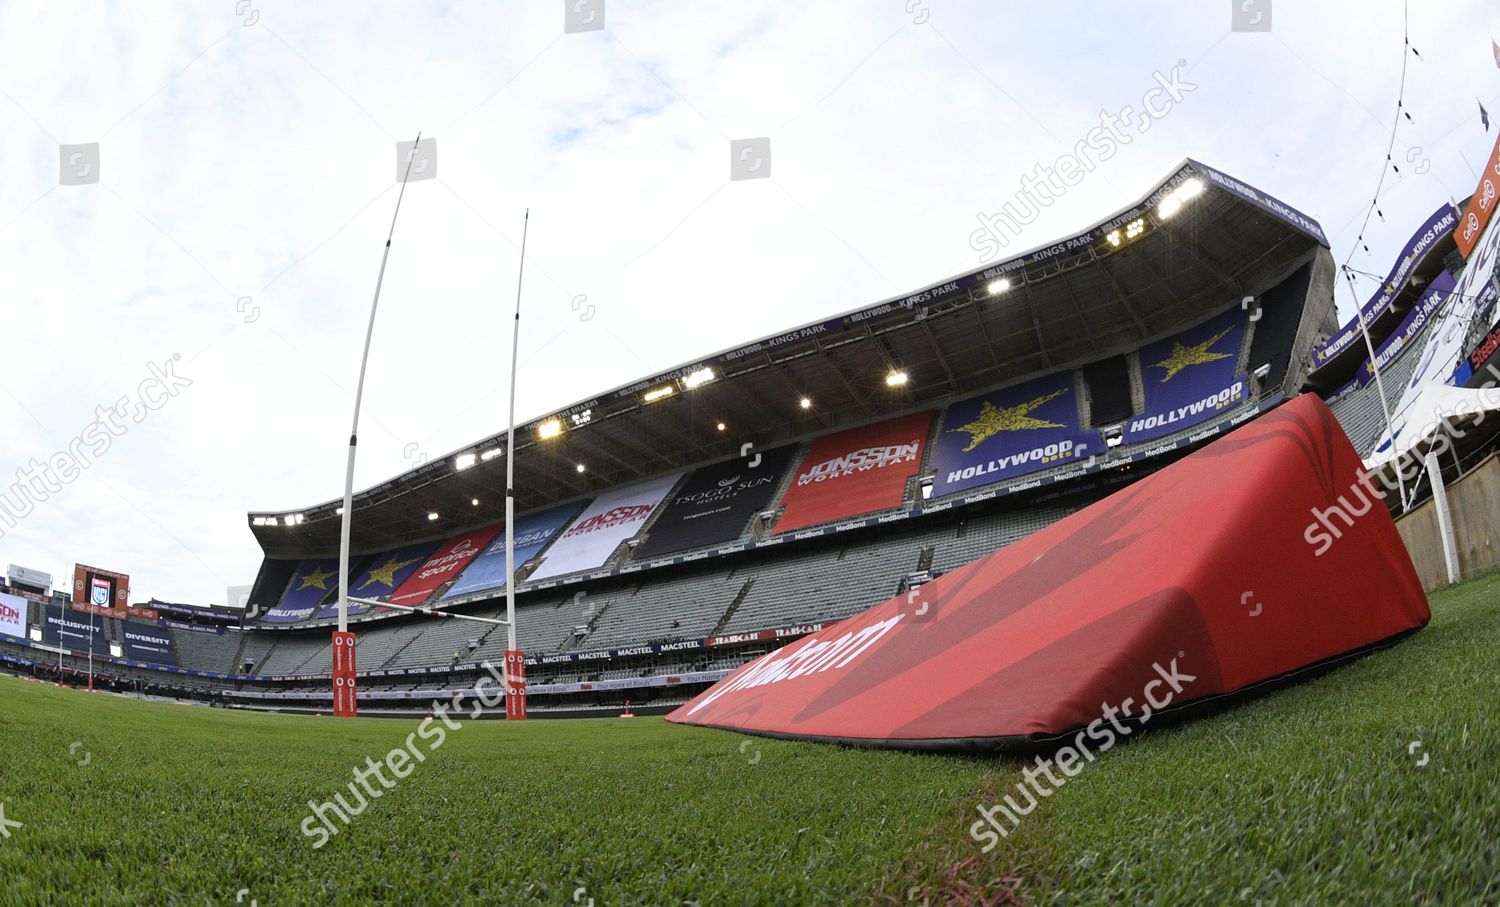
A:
[[929, 376, 1094, 498], [262, 558, 339, 624], [389, 524, 504, 607], [121, 622, 177, 665], [444, 502, 590, 598], [1126, 307, 1248, 444], [527, 475, 683, 582], [775, 412, 933, 534], [42, 605, 111, 655], [635, 445, 797, 559], [314, 541, 438, 620]]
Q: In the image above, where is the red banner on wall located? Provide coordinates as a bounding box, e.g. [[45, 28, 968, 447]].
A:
[[332, 631, 358, 717], [774, 411, 932, 534], [1456, 130, 1500, 258], [386, 524, 503, 607]]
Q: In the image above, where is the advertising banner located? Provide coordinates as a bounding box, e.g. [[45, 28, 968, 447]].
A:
[[1311, 203, 1459, 368], [0, 592, 25, 639], [929, 375, 1094, 499], [775, 411, 932, 534], [262, 558, 339, 624], [332, 631, 357, 717], [314, 541, 438, 620], [1126, 307, 1249, 443], [1457, 130, 1500, 258], [121, 622, 177, 665], [1358, 271, 1458, 383], [442, 502, 585, 599], [390, 524, 503, 606], [527, 475, 682, 581], [42, 605, 110, 654], [635, 445, 796, 559]]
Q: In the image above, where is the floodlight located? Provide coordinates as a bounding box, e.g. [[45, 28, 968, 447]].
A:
[[986, 278, 1011, 295], [643, 386, 675, 403], [684, 367, 715, 389], [886, 370, 909, 387], [455, 452, 477, 471], [427, 512, 440, 521], [537, 419, 563, 439]]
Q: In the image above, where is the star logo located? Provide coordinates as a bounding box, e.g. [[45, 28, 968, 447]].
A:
[[296, 565, 336, 591], [950, 389, 1068, 452], [358, 554, 420, 590], [1150, 328, 1234, 382]]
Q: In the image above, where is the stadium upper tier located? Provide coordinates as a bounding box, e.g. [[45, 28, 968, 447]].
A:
[[247, 159, 1333, 560], [240, 160, 1340, 630]]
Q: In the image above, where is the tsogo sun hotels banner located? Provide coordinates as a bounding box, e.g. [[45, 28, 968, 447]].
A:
[[929, 375, 1094, 498], [526, 475, 682, 582], [774, 412, 932, 534]]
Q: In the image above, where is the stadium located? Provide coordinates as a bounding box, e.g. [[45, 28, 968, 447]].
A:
[[4, 3, 1500, 903]]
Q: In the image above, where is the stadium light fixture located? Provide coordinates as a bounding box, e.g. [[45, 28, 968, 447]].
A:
[[537, 418, 563, 440], [799, 396, 812, 410], [684, 367, 716, 389], [716, 421, 727, 432], [471, 498, 480, 506], [642, 385, 675, 404], [283, 513, 305, 526], [886, 370, 909, 387], [576, 463, 586, 474], [1157, 178, 1204, 221], [455, 452, 477, 471], [480, 447, 502, 461], [427, 512, 440, 521], [569, 409, 592, 428], [986, 278, 1012, 295]]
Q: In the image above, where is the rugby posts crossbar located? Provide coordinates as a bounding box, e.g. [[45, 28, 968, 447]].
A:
[[346, 596, 512, 626]]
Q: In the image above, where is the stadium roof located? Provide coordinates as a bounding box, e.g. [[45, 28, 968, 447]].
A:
[[250, 158, 1329, 558]]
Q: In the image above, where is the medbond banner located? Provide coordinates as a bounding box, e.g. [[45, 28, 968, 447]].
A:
[[527, 475, 682, 582], [775, 411, 932, 534], [443, 501, 591, 598], [635, 445, 796, 559], [1127, 306, 1249, 444], [929, 375, 1095, 498]]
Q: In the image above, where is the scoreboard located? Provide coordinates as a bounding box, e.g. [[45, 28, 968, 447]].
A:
[[72, 564, 130, 620]]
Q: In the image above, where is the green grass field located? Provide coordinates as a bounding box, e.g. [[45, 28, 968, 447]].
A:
[[2, 571, 1497, 905]]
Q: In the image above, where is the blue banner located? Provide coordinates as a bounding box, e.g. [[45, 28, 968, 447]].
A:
[[121, 621, 177, 665], [263, 558, 339, 624], [42, 605, 111, 655], [442, 502, 583, 600], [930, 373, 1098, 497], [1127, 307, 1248, 443], [313, 542, 437, 620]]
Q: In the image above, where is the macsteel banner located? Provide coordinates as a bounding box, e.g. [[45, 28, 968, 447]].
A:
[[1456, 131, 1500, 258], [120, 622, 177, 665], [390, 524, 503, 606], [442, 502, 584, 599], [775, 412, 932, 534], [314, 541, 437, 620], [262, 558, 339, 624], [929, 375, 1094, 498], [1311, 203, 1458, 369], [42, 605, 110, 655], [528, 476, 682, 581], [0, 591, 25, 639], [635, 445, 797, 559], [1127, 307, 1249, 443]]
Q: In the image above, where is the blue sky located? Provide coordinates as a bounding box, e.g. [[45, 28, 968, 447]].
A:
[[0, 0, 1495, 604]]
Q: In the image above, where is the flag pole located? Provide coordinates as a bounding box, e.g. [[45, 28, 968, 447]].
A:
[[1343, 266, 1406, 507], [333, 132, 422, 716], [504, 209, 529, 720]]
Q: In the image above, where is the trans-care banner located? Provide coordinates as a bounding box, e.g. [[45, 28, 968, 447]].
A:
[[775, 412, 932, 534], [929, 376, 1093, 498], [121, 622, 177, 665], [441, 502, 591, 597], [262, 558, 339, 624], [527, 477, 682, 582], [0, 591, 25, 639], [389, 524, 503, 606], [314, 541, 438, 620], [635, 445, 796, 559], [1127, 307, 1248, 443], [42, 605, 110, 655]]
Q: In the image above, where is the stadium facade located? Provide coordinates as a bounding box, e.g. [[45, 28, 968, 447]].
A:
[[4, 154, 1498, 718]]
